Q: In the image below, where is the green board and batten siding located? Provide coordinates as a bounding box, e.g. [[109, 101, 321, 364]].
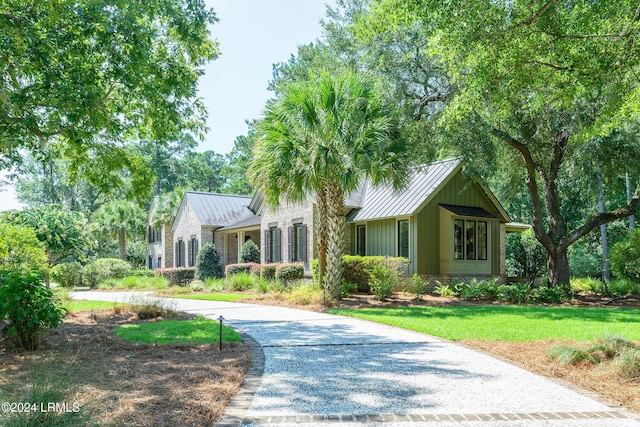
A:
[[350, 170, 502, 276]]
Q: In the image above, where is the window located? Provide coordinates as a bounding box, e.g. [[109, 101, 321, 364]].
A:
[[148, 226, 161, 243], [356, 224, 366, 256], [466, 220, 476, 260], [454, 219, 464, 260], [453, 220, 488, 261], [289, 224, 307, 262], [264, 227, 282, 263], [478, 221, 487, 260], [398, 220, 409, 259], [188, 237, 199, 267], [157, 256, 162, 269], [175, 239, 185, 267]]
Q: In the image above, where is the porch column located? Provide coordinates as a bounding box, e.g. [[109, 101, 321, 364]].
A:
[[237, 231, 245, 262], [223, 233, 229, 265]]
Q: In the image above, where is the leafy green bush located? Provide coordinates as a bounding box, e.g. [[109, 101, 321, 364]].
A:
[[369, 264, 396, 301], [433, 282, 455, 297], [0, 222, 48, 274], [225, 263, 258, 276], [529, 285, 574, 304], [261, 264, 277, 280], [408, 274, 429, 300], [82, 258, 132, 287], [342, 256, 408, 293], [275, 263, 304, 284], [239, 239, 260, 263], [50, 262, 82, 288], [155, 268, 195, 286], [496, 283, 531, 303], [610, 229, 640, 292], [608, 279, 638, 296], [195, 243, 223, 280], [570, 277, 602, 293], [341, 281, 357, 298], [228, 272, 253, 291], [0, 269, 66, 350], [458, 278, 500, 300], [252, 276, 270, 293]]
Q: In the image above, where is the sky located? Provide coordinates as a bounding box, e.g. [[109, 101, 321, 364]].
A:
[[0, 1, 333, 211]]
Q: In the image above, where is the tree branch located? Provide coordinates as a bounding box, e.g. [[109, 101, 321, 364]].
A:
[[507, 0, 558, 31]]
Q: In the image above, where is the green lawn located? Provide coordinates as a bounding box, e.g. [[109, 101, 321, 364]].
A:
[[113, 317, 241, 344], [328, 305, 640, 341], [63, 300, 125, 312], [171, 293, 258, 302]]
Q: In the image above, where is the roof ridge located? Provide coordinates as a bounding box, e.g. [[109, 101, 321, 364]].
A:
[[186, 191, 252, 198]]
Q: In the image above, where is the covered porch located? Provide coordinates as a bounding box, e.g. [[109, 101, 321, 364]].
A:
[[215, 215, 262, 267]]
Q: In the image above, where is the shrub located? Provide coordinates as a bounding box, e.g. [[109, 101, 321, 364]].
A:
[[225, 263, 258, 276], [458, 278, 500, 300], [342, 256, 408, 293], [190, 280, 205, 292], [0, 269, 66, 350], [529, 285, 574, 304], [239, 239, 260, 263], [408, 274, 429, 300], [369, 264, 396, 301], [433, 282, 455, 297], [50, 262, 82, 288], [616, 348, 640, 380], [252, 276, 270, 293], [496, 283, 531, 304], [195, 243, 223, 280], [155, 268, 195, 286], [570, 277, 602, 293], [261, 264, 277, 280], [610, 229, 640, 290], [286, 284, 324, 305], [341, 281, 357, 298], [130, 269, 155, 278], [228, 271, 253, 291], [275, 263, 304, 285], [0, 222, 47, 274], [82, 258, 132, 288], [127, 296, 177, 320]]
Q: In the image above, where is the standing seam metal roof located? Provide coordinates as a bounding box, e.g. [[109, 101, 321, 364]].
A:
[[184, 191, 254, 227], [346, 158, 462, 222]]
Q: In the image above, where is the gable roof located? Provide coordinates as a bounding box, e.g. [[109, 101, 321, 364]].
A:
[[347, 158, 462, 222], [173, 191, 254, 231], [347, 158, 512, 223]]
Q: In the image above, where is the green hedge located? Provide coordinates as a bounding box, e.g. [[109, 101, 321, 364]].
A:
[[260, 264, 277, 280], [312, 256, 408, 292], [130, 269, 155, 278], [225, 263, 259, 276], [155, 267, 195, 286], [275, 263, 305, 284]]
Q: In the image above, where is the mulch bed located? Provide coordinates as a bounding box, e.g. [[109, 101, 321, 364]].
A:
[[0, 309, 253, 426]]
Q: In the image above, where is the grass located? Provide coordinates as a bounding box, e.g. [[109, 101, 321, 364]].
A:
[[328, 305, 640, 341], [113, 316, 241, 345], [63, 300, 125, 312], [171, 293, 259, 302]]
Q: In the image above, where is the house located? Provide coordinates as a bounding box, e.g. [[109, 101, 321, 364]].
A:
[[148, 158, 521, 279]]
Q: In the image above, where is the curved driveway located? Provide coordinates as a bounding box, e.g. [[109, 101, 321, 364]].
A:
[[71, 291, 640, 427]]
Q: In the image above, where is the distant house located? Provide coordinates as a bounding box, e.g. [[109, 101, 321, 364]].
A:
[[146, 198, 173, 270], [147, 158, 522, 279]]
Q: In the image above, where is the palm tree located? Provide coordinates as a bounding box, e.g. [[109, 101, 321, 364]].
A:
[[92, 200, 145, 261], [249, 71, 409, 299]]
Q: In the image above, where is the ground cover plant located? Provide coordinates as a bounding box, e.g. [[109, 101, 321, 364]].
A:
[[0, 305, 251, 426]]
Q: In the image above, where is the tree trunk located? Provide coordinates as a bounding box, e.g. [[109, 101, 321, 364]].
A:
[[597, 169, 611, 285], [324, 182, 345, 300], [547, 248, 570, 288], [118, 232, 127, 261], [315, 188, 328, 289], [627, 173, 636, 230]]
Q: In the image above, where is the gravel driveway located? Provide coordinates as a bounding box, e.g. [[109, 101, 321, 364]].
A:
[[71, 291, 640, 427]]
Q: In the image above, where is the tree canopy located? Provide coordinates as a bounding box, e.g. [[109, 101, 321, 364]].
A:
[[0, 0, 219, 195]]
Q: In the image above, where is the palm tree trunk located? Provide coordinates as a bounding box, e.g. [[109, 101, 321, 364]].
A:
[[118, 232, 127, 261], [324, 182, 345, 300], [315, 188, 328, 288]]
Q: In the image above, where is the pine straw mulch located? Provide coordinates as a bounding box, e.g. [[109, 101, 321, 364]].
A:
[[0, 308, 253, 426]]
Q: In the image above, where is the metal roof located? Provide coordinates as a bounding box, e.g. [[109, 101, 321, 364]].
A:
[[347, 158, 462, 222], [440, 204, 497, 219], [181, 191, 254, 228], [217, 213, 262, 231]]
